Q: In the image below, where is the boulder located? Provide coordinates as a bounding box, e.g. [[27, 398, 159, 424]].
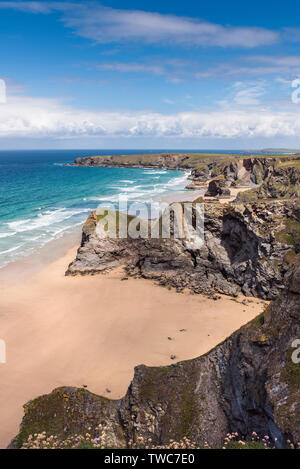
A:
[[204, 176, 231, 198]]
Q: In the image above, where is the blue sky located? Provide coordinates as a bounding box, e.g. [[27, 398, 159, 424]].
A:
[[1, 0, 300, 149]]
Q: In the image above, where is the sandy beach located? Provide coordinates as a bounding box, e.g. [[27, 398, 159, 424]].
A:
[[158, 184, 250, 205], [0, 240, 265, 448]]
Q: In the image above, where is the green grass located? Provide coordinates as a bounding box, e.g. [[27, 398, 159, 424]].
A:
[[225, 441, 269, 449], [275, 219, 300, 247], [278, 159, 300, 168], [281, 357, 300, 388], [78, 153, 300, 170]]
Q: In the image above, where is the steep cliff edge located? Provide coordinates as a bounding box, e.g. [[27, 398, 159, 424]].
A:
[[69, 152, 254, 170], [236, 164, 300, 201], [70, 153, 300, 173], [10, 257, 300, 449], [10, 156, 299, 449], [69, 153, 300, 193]]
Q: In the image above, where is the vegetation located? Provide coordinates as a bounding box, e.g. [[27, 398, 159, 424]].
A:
[[19, 430, 299, 450], [275, 219, 300, 247]]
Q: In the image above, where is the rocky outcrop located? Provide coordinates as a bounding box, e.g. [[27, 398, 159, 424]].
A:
[[190, 156, 300, 188], [9, 155, 300, 450], [67, 199, 300, 300], [185, 182, 207, 190], [69, 154, 300, 185], [204, 175, 231, 198], [70, 153, 195, 170], [191, 157, 271, 186], [69, 154, 300, 198], [236, 165, 300, 202], [8, 387, 127, 449], [10, 257, 300, 449]]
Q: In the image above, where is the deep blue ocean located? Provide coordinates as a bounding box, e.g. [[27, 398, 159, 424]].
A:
[[0, 149, 274, 268]]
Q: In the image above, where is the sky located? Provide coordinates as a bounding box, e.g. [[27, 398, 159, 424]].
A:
[[1, 0, 300, 149]]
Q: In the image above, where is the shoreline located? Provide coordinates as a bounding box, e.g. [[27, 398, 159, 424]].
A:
[[0, 180, 260, 448], [0, 228, 82, 287], [0, 170, 190, 279], [0, 244, 265, 448], [0, 183, 249, 286]]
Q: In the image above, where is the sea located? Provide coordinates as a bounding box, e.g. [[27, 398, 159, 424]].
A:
[[0, 149, 279, 268]]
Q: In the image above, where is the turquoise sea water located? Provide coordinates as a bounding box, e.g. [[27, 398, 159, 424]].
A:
[[0, 149, 192, 268], [0, 149, 282, 268]]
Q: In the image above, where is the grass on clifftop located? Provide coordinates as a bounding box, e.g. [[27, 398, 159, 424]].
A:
[[78, 152, 300, 169]]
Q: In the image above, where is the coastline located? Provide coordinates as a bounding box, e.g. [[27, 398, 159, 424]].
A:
[[0, 167, 269, 448], [0, 243, 265, 448], [0, 188, 193, 285], [0, 182, 250, 288], [0, 166, 190, 274], [0, 228, 82, 287]]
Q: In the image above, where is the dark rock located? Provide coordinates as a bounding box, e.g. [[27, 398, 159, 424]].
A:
[[66, 199, 300, 300], [11, 259, 300, 449], [204, 176, 231, 198], [236, 165, 300, 202]]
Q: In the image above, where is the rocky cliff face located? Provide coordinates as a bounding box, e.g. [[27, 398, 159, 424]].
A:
[[71, 153, 194, 170], [204, 175, 231, 197], [11, 154, 299, 449], [190, 157, 275, 185], [67, 199, 300, 300], [190, 157, 300, 187], [10, 257, 300, 449], [236, 165, 300, 202], [69, 154, 300, 185]]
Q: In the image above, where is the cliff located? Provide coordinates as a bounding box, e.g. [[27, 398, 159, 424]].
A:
[[236, 163, 300, 202], [10, 154, 300, 449], [69, 152, 248, 170], [66, 199, 300, 300], [69, 153, 300, 193], [10, 256, 300, 449], [190, 156, 300, 188]]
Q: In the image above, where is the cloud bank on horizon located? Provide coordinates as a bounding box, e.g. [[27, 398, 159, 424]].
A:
[[1, 0, 300, 148]]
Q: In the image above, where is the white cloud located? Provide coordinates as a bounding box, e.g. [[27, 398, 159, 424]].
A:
[[233, 85, 265, 105], [67, 7, 278, 48], [2, 92, 300, 140], [0, 2, 279, 48], [96, 62, 165, 75], [195, 55, 300, 79], [0, 1, 63, 13], [163, 98, 175, 105]]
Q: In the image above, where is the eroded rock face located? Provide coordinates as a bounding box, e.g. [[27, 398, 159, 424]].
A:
[[71, 153, 194, 170], [191, 157, 276, 186], [67, 199, 300, 300], [236, 165, 300, 202], [11, 258, 300, 449], [8, 387, 127, 449], [204, 176, 231, 198], [191, 157, 300, 191], [69, 154, 300, 192], [120, 269, 300, 448]]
